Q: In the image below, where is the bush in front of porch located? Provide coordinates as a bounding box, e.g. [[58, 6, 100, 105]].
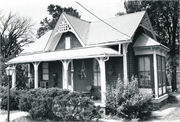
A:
[[18, 88, 101, 121], [52, 91, 101, 121], [106, 76, 153, 121]]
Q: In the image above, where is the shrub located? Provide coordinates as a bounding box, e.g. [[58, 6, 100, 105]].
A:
[[167, 94, 179, 103], [18, 88, 101, 121], [52, 91, 101, 121], [0, 88, 26, 110], [0, 85, 7, 95], [18, 88, 70, 121], [106, 76, 153, 121]]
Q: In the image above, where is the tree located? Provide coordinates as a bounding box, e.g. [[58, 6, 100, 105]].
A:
[[122, 0, 179, 91], [0, 12, 35, 88], [37, 4, 81, 38]]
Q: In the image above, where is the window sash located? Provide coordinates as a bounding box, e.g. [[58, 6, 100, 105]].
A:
[[157, 55, 166, 96], [65, 37, 71, 49], [42, 62, 49, 81], [138, 56, 151, 88]]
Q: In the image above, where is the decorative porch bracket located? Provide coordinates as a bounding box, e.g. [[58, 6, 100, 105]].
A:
[[61, 60, 71, 89], [96, 57, 109, 104], [123, 43, 129, 84], [12, 64, 17, 89], [32, 62, 41, 88]]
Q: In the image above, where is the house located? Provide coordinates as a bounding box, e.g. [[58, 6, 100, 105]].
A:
[[6, 11, 169, 106]]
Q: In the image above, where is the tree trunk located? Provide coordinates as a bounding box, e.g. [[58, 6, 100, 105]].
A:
[[171, 65, 177, 92]]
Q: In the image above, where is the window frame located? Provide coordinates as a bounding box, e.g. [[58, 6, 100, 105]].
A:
[[157, 55, 166, 97], [65, 37, 71, 49], [42, 62, 49, 81], [137, 55, 154, 88]]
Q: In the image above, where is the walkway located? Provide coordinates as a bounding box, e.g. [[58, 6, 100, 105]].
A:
[[0, 111, 29, 122]]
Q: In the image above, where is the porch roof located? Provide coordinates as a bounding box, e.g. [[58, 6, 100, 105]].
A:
[[6, 47, 121, 64]]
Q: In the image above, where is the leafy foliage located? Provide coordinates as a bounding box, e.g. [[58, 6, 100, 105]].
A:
[[123, 0, 179, 91], [0, 12, 35, 87], [106, 77, 153, 121], [15, 64, 29, 89], [52, 91, 101, 121], [0, 87, 26, 110], [37, 4, 81, 38], [0, 12, 35, 60], [18, 88, 101, 121]]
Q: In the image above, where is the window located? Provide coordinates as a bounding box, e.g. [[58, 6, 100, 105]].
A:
[[65, 37, 71, 49], [42, 62, 49, 81], [93, 59, 101, 86], [138, 56, 151, 88], [157, 55, 166, 96]]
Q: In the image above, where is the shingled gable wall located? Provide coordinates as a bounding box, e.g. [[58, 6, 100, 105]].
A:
[[55, 32, 82, 51]]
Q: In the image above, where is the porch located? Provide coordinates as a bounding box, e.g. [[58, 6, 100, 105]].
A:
[[28, 57, 124, 103], [6, 45, 130, 104]]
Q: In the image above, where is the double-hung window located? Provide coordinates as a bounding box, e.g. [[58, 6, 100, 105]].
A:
[[157, 55, 166, 96], [93, 59, 101, 86], [138, 56, 151, 88], [42, 62, 49, 81]]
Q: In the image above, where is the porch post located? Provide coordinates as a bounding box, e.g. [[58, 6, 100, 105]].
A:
[[97, 57, 109, 104], [123, 43, 129, 83], [71, 60, 74, 91], [153, 48, 158, 98], [12, 64, 17, 88], [33, 62, 40, 88], [61, 60, 70, 89]]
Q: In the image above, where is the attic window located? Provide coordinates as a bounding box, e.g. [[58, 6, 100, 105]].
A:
[[57, 18, 71, 33], [65, 37, 71, 49]]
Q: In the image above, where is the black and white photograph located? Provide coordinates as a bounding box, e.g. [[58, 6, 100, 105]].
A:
[[0, 0, 179, 122]]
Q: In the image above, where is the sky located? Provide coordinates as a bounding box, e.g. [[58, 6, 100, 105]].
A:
[[1, 0, 126, 30]]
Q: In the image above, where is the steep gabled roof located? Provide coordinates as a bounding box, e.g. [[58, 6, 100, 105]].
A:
[[64, 13, 91, 43], [85, 11, 146, 45], [21, 11, 150, 54]]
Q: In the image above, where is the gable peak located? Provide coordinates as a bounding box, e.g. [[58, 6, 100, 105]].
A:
[[57, 15, 71, 33]]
